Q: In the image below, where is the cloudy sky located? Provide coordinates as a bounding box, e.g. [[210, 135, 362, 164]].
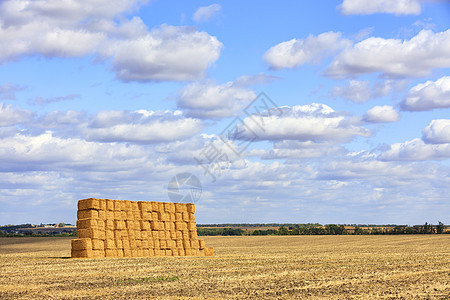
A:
[[1, 0, 449, 226]]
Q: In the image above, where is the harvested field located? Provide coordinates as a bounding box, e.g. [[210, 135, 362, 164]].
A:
[[0, 235, 449, 299]]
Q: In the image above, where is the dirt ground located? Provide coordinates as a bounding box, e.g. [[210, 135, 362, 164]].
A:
[[0, 235, 449, 299]]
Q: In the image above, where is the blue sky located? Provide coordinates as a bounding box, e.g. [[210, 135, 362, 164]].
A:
[[0, 0, 449, 225]]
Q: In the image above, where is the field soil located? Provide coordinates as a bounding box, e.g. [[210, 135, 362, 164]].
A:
[[0, 235, 449, 299]]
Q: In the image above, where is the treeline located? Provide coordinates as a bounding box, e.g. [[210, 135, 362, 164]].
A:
[[198, 222, 448, 236], [0, 230, 78, 237]]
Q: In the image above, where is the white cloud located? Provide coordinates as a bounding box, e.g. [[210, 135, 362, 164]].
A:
[[401, 76, 450, 111], [236, 103, 370, 143], [326, 29, 450, 78], [261, 140, 345, 159], [363, 105, 400, 123], [82, 109, 203, 143], [422, 119, 450, 144], [0, 0, 223, 82], [0, 103, 34, 126], [0, 83, 25, 100], [339, 0, 422, 15], [104, 25, 222, 82], [379, 138, 450, 161], [176, 78, 256, 119], [192, 3, 221, 22], [330, 80, 371, 103], [331, 79, 407, 102], [263, 32, 350, 70]]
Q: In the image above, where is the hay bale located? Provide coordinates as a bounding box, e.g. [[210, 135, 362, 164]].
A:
[[189, 230, 198, 239], [99, 199, 107, 211], [178, 248, 185, 256], [123, 249, 132, 257], [186, 203, 195, 214], [182, 212, 189, 222], [71, 249, 93, 258], [198, 239, 205, 249], [78, 228, 105, 240], [188, 222, 196, 231], [116, 249, 124, 258], [175, 203, 187, 212], [105, 239, 116, 249], [115, 238, 123, 249], [175, 212, 182, 221], [106, 210, 114, 220], [71, 238, 92, 251], [205, 247, 213, 256], [98, 210, 106, 220], [189, 213, 195, 222], [77, 209, 99, 220], [78, 198, 100, 211], [105, 249, 117, 257], [76, 219, 97, 229], [165, 249, 173, 256], [105, 230, 114, 240], [106, 199, 114, 211], [93, 250, 105, 258], [92, 239, 105, 250]]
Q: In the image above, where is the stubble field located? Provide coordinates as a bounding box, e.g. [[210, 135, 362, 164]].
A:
[[0, 235, 449, 299]]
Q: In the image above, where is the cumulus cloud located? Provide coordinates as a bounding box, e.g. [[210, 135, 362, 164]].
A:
[[422, 119, 450, 144], [0, 0, 222, 82], [0, 103, 34, 126], [330, 80, 371, 103], [326, 29, 450, 79], [234, 103, 370, 143], [401, 76, 450, 111], [363, 105, 400, 123], [263, 32, 350, 70], [175, 78, 257, 119], [331, 79, 407, 102], [339, 0, 422, 15], [104, 25, 222, 82], [192, 3, 221, 22], [82, 109, 203, 143], [379, 138, 450, 161]]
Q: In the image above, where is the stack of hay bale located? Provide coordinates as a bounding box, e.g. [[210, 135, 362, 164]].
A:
[[71, 198, 213, 258]]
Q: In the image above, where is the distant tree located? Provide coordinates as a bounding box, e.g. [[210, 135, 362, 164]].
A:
[[436, 221, 445, 234], [277, 226, 289, 235]]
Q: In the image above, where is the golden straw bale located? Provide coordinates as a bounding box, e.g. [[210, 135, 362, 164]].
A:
[[131, 201, 139, 211], [71, 249, 93, 258], [178, 248, 185, 256], [130, 250, 137, 257], [116, 249, 124, 258], [78, 198, 100, 211], [191, 240, 199, 250], [141, 239, 149, 248], [170, 231, 177, 240], [125, 200, 132, 211], [142, 249, 149, 257], [93, 250, 105, 258], [158, 231, 165, 239], [175, 203, 187, 212], [186, 203, 195, 214], [105, 239, 116, 249], [129, 239, 137, 250], [136, 239, 142, 249], [140, 230, 148, 240], [165, 249, 173, 256], [182, 212, 189, 222], [160, 239, 167, 249], [189, 213, 195, 222], [126, 210, 134, 219], [122, 238, 130, 250], [183, 239, 191, 248], [198, 249, 206, 256], [148, 248, 155, 256], [114, 220, 125, 230], [176, 231, 183, 240], [204, 247, 213, 256], [184, 248, 192, 256], [164, 221, 171, 231], [153, 238, 160, 249], [148, 238, 154, 248], [150, 212, 158, 221], [105, 249, 117, 257], [175, 212, 182, 221], [76, 219, 97, 230], [98, 210, 106, 220], [105, 230, 114, 240], [138, 201, 148, 211], [77, 209, 99, 220], [99, 199, 107, 211], [189, 230, 198, 239], [198, 239, 205, 249], [115, 238, 123, 249], [188, 222, 196, 231], [157, 202, 164, 212], [151, 201, 159, 212], [71, 238, 92, 251], [106, 199, 114, 211], [105, 210, 114, 220], [133, 211, 140, 220], [92, 239, 105, 250], [104, 220, 114, 230], [123, 249, 132, 257], [78, 228, 105, 240], [176, 240, 183, 248]]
